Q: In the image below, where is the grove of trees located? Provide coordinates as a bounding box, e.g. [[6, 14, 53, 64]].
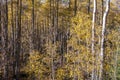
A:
[[0, 0, 120, 80]]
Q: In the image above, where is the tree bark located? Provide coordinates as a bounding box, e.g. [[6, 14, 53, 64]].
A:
[[91, 0, 96, 80], [15, 0, 22, 79], [74, 0, 77, 16], [88, 0, 90, 14], [29, 0, 34, 53], [99, 0, 110, 80], [1, 0, 8, 79]]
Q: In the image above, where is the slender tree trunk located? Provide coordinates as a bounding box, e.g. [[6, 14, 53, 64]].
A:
[[32, 0, 35, 48], [88, 0, 90, 14], [51, 48, 55, 80], [101, 0, 104, 20], [50, 0, 52, 22], [30, 0, 34, 53], [51, 0, 55, 80], [15, 0, 22, 79], [0, 3, 1, 63], [0, 0, 1, 37], [74, 0, 77, 16], [91, 0, 96, 80], [1, 0, 8, 79], [11, 0, 16, 78], [99, 0, 110, 80], [56, 0, 59, 30]]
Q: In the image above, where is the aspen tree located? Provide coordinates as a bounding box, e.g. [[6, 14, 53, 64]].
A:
[[88, 0, 90, 14], [15, 0, 22, 79], [51, 0, 56, 80], [92, 0, 96, 79], [99, 0, 110, 80], [1, 0, 9, 79], [29, 0, 34, 53], [74, 0, 77, 16], [10, 0, 16, 78], [0, 0, 9, 79]]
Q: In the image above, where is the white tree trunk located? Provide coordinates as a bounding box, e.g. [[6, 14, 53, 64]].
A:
[[99, 0, 110, 80], [91, 0, 96, 80]]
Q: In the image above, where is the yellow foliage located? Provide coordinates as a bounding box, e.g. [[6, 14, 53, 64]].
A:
[[24, 50, 50, 79], [64, 12, 94, 79]]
